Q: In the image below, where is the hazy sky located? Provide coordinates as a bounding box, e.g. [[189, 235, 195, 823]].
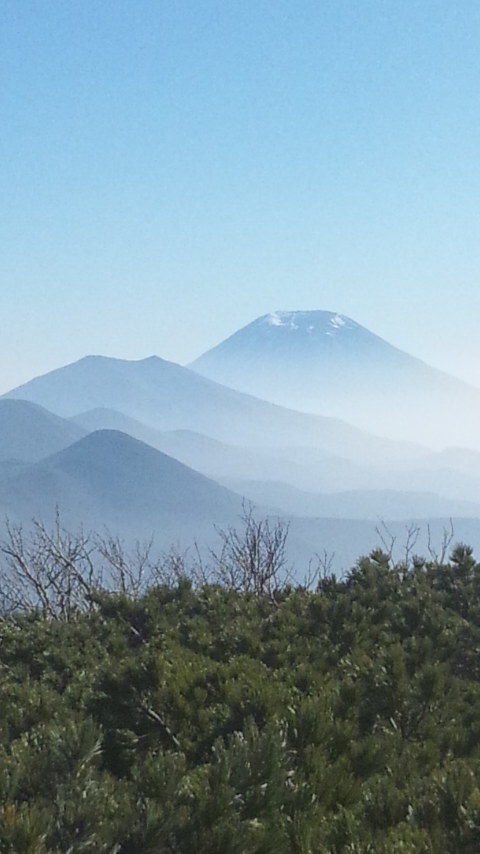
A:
[[2, 0, 480, 393]]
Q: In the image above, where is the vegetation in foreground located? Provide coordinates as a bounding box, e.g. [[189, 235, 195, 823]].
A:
[[1, 514, 480, 852]]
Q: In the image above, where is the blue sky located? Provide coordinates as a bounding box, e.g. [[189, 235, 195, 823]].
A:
[[1, 0, 480, 392]]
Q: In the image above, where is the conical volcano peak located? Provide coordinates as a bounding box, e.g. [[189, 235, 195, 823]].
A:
[[190, 309, 480, 448]]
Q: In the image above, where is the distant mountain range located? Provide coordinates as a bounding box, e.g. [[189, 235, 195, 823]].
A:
[[2, 312, 480, 574], [2, 354, 423, 464], [223, 478, 480, 521], [71, 407, 361, 488], [70, 407, 480, 506], [191, 310, 480, 448], [1, 425, 480, 572]]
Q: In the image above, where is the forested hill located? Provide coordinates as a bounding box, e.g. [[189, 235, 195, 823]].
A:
[[2, 527, 480, 851]]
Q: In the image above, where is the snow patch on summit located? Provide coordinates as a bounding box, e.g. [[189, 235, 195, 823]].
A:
[[266, 312, 298, 330], [266, 312, 284, 327], [330, 314, 346, 329], [265, 311, 351, 334]]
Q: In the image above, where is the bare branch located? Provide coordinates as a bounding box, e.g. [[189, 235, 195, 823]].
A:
[[375, 519, 396, 565], [208, 501, 290, 598]]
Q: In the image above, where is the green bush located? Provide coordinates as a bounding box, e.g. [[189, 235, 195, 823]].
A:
[[2, 542, 480, 851]]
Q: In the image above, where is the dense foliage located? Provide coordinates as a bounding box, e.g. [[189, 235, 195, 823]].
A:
[[2, 537, 480, 852]]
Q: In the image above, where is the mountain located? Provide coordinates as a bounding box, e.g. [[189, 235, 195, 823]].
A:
[[0, 430, 244, 544], [0, 399, 85, 462], [223, 478, 480, 521], [2, 355, 424, 465], [190, 311, 480, 448]]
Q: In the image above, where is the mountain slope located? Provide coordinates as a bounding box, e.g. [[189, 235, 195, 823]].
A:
[[2, 355, 424, 464], [190, 311, 480, 448], [0, 430, 244, 542], [0, 399, 86, 462]]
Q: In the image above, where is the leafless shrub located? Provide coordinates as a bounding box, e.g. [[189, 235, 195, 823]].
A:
[[374, 518, 456, 572], [152, 545, 193, 586], [96, 534, 156, 598], [301, 549, 335, 590], [403, 522, 421, 568], [427, 519, 455, 564], [375, 519, 396, 565], [0, 505, 463, 622], [0, 513, 99, 620], [0, 505, 293, 618], [208, 501, 290, 599]]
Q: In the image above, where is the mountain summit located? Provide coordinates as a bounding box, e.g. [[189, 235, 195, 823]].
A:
[[191, 310, 418, 378], [260, 310, 357, 333], [264, 309, 366, 330], [191, 310, 480, 448]]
